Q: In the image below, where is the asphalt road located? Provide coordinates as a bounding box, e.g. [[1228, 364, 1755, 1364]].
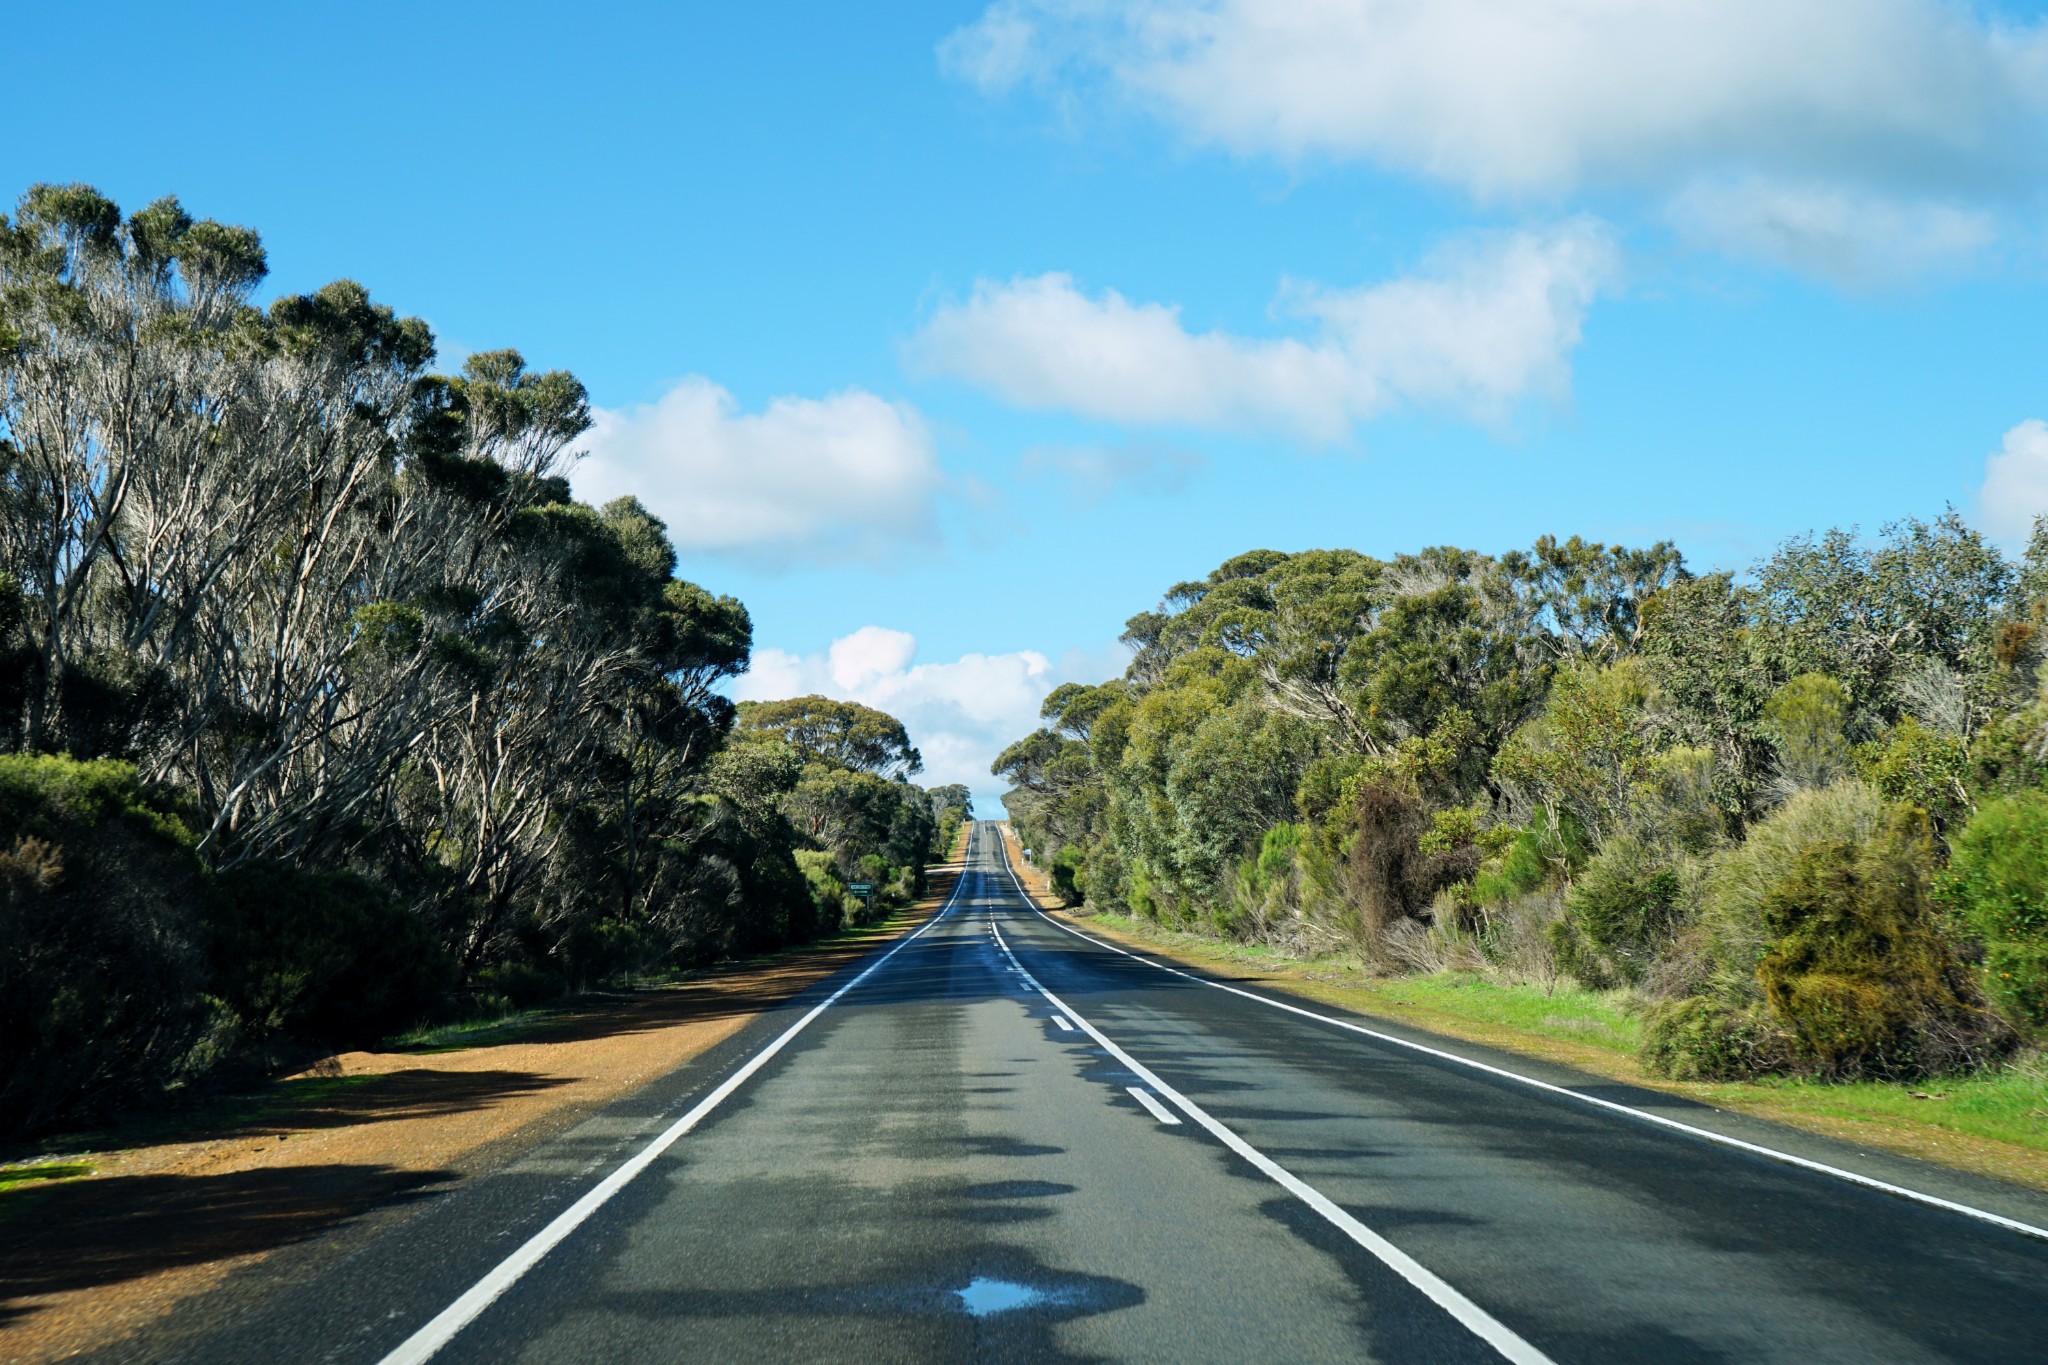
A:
[[151, 822, 2048, 1364]]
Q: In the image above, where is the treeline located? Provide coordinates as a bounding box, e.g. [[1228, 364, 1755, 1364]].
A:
[[0, 185, 963, 1139], [997, 519, 2048, 1084]]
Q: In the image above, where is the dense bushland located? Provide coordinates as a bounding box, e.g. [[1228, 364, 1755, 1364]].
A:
[[998, 520, 2048, 1086], [0, 185, 961, 1138]]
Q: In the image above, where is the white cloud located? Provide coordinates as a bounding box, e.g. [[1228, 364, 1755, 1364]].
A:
[[909, 220, 1617, 441], [1670, 178, 1997, 286], [1020, 441, 1207, 502], [946, 0, 2048, 194], [735, 629, 1124, 806], [573, 376, 941, 567], [942, 1, 2048, 278], [1982, 419, 2048, 542]]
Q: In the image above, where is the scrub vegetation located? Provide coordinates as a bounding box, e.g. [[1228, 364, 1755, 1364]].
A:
[[0, 185, 968, 1140], [997, 516, 2048, 1110]]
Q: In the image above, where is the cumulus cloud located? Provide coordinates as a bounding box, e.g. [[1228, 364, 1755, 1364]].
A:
[[1019, 441, 1207, 502], [941, 0, 2048, 278], [735, 628, 1113, 805], [573, 376, 941, 567], [1982, 419, 2048, 542], [909, 221, 1617, 441]]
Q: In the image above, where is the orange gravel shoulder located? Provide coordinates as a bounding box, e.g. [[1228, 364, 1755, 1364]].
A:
[[0, 861, 960, 1365]]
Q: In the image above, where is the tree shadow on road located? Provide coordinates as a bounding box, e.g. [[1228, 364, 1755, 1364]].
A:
[[0, 1162, 454, 1328]]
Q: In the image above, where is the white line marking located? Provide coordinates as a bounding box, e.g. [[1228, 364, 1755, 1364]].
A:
[[989, 921, 1549, 1365], [1127, 1086, 1182, 1125], [989, 855, 2048, 1244], [377, 868, 977, 1365], [1051, 1014, 1075, 1031]]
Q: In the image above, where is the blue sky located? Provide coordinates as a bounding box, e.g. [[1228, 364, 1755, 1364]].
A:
[[10, 1, 2048, 808]]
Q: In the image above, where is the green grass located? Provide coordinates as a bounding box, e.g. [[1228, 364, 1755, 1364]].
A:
[[1351, 973, 1644, 1055], [0, 1161, 96, 1227], [0, 1160, 94, 1192], [1691, 1060, 2048, 1155], [1074, 906, 2048, 1178], [390, 1008, 560, 1053], [1085, 912, 1642, 1053]]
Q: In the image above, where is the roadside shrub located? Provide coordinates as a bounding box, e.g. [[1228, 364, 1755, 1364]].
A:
[[206, 863, 450, 1049], [1967, 704, 2048, 797], [1943, 792, 2048, 1031], [1856, 717, 1971, 832], [1231, 822, 1300, 934], [1050, 843, 1086, 906], [1342, 784, 1479, 947], [1625, 745, 1725, 855], [1691, 781, 1885, 1004], [1754, 809, 2008, 1079], [1642, 998, 1793, 1080], [1549, 837, 1687, 988], [0, 755, 212, 1138], [795, 849, 845, 936], [1472, 828, 1546, 906], [1762, 673, 1853, 797], [1643, 998, 1789, 1080]]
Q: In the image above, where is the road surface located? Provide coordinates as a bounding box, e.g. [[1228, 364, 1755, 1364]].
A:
[[149, 822, 2048, 1363]]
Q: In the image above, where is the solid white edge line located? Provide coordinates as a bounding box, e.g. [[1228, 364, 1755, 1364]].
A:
[[988, 919, 1551, 1365], [377, 847, 981, 1365], [1126, 1086, 1183, 1125], [992, 854, 2048, 1244]]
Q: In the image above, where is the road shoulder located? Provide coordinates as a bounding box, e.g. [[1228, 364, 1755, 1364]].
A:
[[0, 864, 961, 1365]]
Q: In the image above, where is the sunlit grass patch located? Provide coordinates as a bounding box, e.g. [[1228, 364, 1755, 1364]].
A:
[[1692, 1055, 2048, 1157], [390, 1010, 556, 1053], [0, 1160, 94, 1192], [1349, 973, 1643, 1056]]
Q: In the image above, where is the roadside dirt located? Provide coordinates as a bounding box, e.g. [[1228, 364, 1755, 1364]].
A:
[[0, 862, 958, 1365]]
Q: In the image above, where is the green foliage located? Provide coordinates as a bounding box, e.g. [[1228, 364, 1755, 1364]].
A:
[[795, 849, 848, 936], [0, 186, 948, 1139], [1494, 661, 1654, 843], [1050, 844, 1086, 905], [1690, 782, 1887, 1006], [1642, 999, 1792, 1081], [1966, 702, 2048, 798], [992, 510, 2048, 1096], [1754, 809, 2006, 1079], [738, 696, 923, 779], [1943, 792, 2048, 1029], [1472, 827, 1549, 907], [1763, 673, 1853, 793], [1754, 513, 2012, 719], [0, 755, 212, 1138], [205, 864, 450, 1049], [1855, 717, 1972, 830], [1550, 837, 1686, 988]]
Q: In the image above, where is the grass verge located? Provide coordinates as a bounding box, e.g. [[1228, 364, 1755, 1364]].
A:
[[1064, 908, 2048, 1192]]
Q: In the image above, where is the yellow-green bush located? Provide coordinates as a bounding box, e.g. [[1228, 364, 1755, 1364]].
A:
[[1641, 997, 1793, 1080], [1754, 809, 2007, 1079], [1549, 836, 1688, 988]]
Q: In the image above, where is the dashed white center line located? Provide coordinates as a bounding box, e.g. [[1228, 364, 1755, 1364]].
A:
[[1050, 1014, 1075, 1031], [1126, 1086, 1181, 1125]]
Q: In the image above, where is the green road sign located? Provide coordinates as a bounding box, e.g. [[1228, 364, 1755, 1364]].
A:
[[848, 881, 874, 896]]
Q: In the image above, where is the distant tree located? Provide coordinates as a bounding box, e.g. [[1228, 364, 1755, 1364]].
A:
[[737, 695, 922, 779]]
